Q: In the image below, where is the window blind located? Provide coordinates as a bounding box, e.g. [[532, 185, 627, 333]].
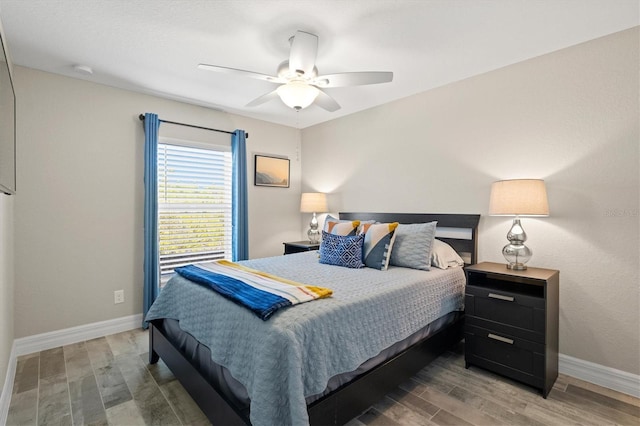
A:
[[158, 142, 232, 275]]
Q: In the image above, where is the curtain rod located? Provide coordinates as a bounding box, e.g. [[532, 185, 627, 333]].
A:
[[138, 114, 248, 138]]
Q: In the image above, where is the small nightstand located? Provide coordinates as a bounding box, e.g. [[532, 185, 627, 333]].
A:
[[464, 261, 559, 398], [283, 240, 320, 255]]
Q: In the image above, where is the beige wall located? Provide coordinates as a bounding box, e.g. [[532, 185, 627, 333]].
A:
[[0, 194, 14, 392], [302, 28, 639, 375], [13, 67, 302, 338]]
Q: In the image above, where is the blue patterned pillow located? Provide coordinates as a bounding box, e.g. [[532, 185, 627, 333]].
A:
[[361, 222, 398, 270], [319, 231, 365, 269], [389, 221, 437, 270]]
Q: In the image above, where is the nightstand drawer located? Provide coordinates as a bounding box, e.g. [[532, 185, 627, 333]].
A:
[[465, 285, 545, 334], [466, 315, 544, 344], [465, 324, 545, 383]]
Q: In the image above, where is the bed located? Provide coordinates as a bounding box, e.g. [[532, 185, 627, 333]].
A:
[[146, 212, 480, 425]]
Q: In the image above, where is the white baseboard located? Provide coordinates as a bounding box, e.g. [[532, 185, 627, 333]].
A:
[[559, 353, 640, 398], [14, 313, 144, 357], [0, 341, 17, 426], [0, 313, 143, 425]]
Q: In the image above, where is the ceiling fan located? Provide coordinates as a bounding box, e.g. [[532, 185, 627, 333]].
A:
[[198, 30, 393, 112]]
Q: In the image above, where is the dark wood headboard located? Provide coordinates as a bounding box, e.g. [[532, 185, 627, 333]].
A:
[[339, 212, 481, 265]]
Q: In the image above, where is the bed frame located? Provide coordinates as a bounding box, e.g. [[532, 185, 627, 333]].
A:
[[149, 212, 480, 425]]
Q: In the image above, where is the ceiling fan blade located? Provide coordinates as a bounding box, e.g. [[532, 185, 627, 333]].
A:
[[198, 64, 284, 83], [314, 89, 341, 112], [314, 71, 393, 88], [246, 90, 280, 107], [289, 31, 318, 77]]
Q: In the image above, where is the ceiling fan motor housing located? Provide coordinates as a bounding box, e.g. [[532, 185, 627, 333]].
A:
[[277, 60, 318, 80]]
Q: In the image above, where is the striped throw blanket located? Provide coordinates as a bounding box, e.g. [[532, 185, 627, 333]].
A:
[[174, 260, 333, 320]]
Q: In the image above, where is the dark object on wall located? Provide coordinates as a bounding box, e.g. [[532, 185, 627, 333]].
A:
[[0, 20, 16, 195]]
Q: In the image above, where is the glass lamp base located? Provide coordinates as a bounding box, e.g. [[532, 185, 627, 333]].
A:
[[502, 243, 532, 271], [307, 229, 321, 244], [307, 212, 320, 244], [507, 263, 528, 271]]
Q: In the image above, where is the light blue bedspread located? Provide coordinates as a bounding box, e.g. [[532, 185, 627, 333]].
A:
[[145, 252, 465, 426]]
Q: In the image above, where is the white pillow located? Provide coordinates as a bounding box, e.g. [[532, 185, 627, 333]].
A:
[[431, 239, 465, 269]]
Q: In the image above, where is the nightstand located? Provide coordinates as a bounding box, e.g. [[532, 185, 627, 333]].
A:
[[464, 261, 559, 398], [283, 240, 320, 255]]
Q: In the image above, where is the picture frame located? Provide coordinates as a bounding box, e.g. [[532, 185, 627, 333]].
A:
[[254, 154, 290, 188]]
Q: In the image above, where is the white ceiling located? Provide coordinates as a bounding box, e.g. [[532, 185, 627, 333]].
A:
[[0, 0, 638, 129]]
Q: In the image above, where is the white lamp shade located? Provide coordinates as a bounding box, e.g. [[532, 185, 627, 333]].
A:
[[277, 81, 319, 110], [489, 179, 549, 216], [300, 192, 328, 213]]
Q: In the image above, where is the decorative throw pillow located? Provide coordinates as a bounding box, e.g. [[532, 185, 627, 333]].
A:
[[322, 215, 376, 235], [389, 221, 437, 270], [322, 214, 346, 231], [356, 220, 377, 234], [323, 215, 361, 236], [322, 214, 341, 229], [319, 231, 364, 269], [361, 222, 399, 270], [431, 239, 465, 269]]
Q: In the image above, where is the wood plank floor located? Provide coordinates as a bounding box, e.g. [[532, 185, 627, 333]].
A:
[[6, 328, 640, 425]]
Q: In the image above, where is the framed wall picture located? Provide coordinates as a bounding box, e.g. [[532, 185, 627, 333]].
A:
[[254, 154, 290, 188]]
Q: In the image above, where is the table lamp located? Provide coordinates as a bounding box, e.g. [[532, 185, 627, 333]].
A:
[[489, 179, 549, 270], [300, 192, 328, 244]]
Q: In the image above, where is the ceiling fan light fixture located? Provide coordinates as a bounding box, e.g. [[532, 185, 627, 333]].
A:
[[276, 81, 319, 110]]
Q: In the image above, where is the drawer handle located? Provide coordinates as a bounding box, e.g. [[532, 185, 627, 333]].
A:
[[488, 292, 514, 302], [488, 333, 514, 345]]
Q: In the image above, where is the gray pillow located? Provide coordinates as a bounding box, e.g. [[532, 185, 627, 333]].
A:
[[389, 221, 437, 270]]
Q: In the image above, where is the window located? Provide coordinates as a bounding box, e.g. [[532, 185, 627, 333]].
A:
[[157, 140, 232, 275]]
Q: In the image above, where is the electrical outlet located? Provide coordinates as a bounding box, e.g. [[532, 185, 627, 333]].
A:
[[114, 290, 124, 304]]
